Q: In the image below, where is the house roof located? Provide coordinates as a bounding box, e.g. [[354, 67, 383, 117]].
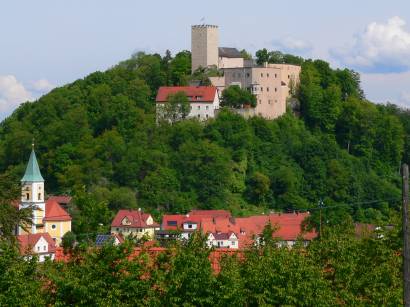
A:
[[47, 195, 72, 205], [156, 86, 217, 103], [17, 233, 56, 254], [111, 209, 159, 228], [218, 47, 243, 58], [44, 199, 72, 221], [211, 232, 236, 240], [21, 149, 44, 182], [190, 210, 231, 218]]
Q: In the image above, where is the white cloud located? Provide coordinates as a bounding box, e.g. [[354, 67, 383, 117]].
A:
[[271, 36, 312, 54], [30, 79, 55, 92], [0, 75, 32, 114], [332, 16, 410, 73]]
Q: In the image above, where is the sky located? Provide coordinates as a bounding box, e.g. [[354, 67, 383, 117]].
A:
[[1, 0, 410, 119]]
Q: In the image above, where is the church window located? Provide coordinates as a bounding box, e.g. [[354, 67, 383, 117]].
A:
[[26, 193, 29, 200], [38, 193, 41, 200], [52, 224, 56, 229]]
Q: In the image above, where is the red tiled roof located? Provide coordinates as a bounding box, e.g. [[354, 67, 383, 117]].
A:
[[44, 199, 71, 221], [111, 209, 159, 228], [199, 212, 316, 248], [212, 231, 236, 240], [190, 210, 231, 218], [156, 86, 217, 103], [47, 195, 72, 204], [17, 232, 56, 254]]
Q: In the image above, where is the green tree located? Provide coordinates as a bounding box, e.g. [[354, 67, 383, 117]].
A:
[[221, 85, 257, 108], [162, 91, 191, 123]]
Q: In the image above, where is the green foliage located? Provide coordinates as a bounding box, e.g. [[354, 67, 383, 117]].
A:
[[61, 231, 76, 252], [221, 85, 257, 108], [255, 48, 304, 65], [161, 91, 190, 123]]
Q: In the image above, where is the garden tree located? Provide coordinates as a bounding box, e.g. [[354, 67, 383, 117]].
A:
[[0, 242, 47, 306], [308, 221, 402, 305], [0, 172, 33, 243], [43, 241, 153, 306], [61, 231, 76, 252], [236, 226, 335, 306], [154, 233, 216, 305], [221, 85, 257, 108], [162, 91, 191, 123]]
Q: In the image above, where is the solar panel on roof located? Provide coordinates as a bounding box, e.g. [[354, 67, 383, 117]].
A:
[[95, 235, 110, 246]]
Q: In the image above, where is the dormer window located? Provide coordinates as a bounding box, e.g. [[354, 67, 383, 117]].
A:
[[121, 217, 131, 226]]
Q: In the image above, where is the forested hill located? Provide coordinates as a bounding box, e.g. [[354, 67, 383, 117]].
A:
[[1, 50, 409, 229]]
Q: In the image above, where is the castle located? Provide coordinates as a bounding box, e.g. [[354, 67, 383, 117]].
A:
[[191, 24, 301, 119]]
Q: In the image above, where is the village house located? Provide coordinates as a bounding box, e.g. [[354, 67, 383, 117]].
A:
[[17, 232, 56, 262], [160, 209, 315, 248], [155, 86, 220, 121], [111, 209, 160, 239], [18, 147, 72, 247], [207, 231, 239, 249]]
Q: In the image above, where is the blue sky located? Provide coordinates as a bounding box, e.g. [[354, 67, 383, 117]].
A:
[[1, 0, 410, 119]]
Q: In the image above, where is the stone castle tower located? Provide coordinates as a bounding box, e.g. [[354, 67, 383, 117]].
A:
[[191, 24, 219, 73]]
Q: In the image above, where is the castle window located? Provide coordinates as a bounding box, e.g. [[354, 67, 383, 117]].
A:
[[260, 87, 263, 92], [275, 73, 277, 78], [51, 224, 56, 229], [246, 73, 250, 78], [267, 73, 269, 77], [261, 73, 263, 77], [267, 87, 269, 92], [288, 75, 290, 79], [275, 88, 277, 92]]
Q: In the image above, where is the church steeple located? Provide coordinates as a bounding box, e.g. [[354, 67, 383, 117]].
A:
[[19, 144, 46, 235], [21, 147, 44, 182]]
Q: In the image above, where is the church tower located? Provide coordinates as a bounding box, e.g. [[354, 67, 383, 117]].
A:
[[19, 146, 45, 234]]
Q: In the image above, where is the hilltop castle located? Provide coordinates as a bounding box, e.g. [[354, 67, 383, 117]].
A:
[[191, 24, 301, 119]]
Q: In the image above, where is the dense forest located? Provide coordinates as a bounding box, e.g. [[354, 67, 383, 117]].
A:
[[0, 49, 409, 234]]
